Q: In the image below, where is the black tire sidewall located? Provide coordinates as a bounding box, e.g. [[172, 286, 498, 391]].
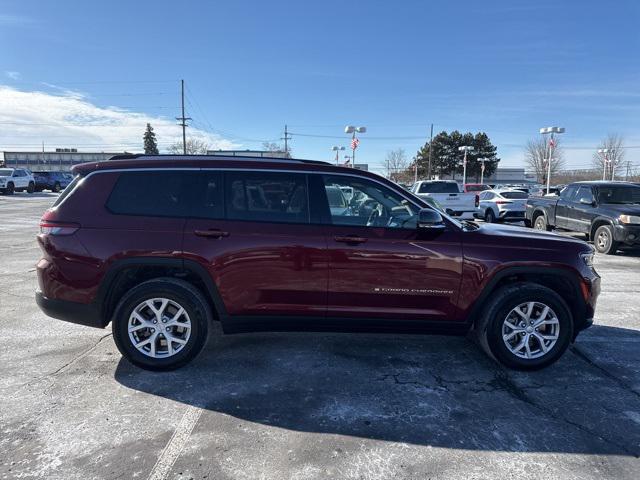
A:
[[595, 225, 617, 254], [7, 183, 14, 195], [53, 182, 61, 193], [27, 182, 35, 193], [485, 209, 495, 223], [112, 280, 210, 371], [484, 285, 573, 370]]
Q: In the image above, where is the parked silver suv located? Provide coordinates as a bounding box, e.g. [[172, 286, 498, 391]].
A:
[[474, 188, 528, 223]]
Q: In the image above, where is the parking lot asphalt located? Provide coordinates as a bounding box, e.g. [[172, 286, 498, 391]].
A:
[[1, 193, 640, 480]]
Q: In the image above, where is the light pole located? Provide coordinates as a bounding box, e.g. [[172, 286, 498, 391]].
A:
[[539, 126, 565, 194], [332, 146, 345, 165], [458, 146, 474, 187], [345, 126, 366, 168], [598, 148, 610, 181], [478, 157, 491, 184]]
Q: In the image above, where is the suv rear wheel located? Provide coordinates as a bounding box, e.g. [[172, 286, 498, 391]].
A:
[[112, 278, 211, 371], [475, 283, 573, 370], [485, 209, 496, 223]]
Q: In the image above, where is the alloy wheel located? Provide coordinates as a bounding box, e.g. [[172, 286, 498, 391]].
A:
[[597, 229, 610, 251], [534, 217, 545, 230], [127, 298, 191, 358], [502, 301, 560, 359]]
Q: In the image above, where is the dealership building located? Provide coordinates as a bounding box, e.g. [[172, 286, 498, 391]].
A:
[[0, 149, 127, 172]]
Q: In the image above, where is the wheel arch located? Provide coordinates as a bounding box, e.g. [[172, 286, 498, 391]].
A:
[[96, 257, 228, 328], [466, 266, 586, 339], [590, 217, 613, 239]]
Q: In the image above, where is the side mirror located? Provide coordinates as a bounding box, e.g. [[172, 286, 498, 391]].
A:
[[418, 208, 446, 231], [579, 197, 595, 206]]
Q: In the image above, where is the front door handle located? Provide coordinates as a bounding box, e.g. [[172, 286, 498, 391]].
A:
[[194, 229, 229, 239], [334, 235, 368, 244]]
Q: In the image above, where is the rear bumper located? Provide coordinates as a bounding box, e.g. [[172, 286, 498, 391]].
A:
[[35, 291, 104, 328], [498, 209, 525, 221]]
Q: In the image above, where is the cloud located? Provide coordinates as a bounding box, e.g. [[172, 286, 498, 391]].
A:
[[0, 85, 239, 153], [5, 71, 21, 80]]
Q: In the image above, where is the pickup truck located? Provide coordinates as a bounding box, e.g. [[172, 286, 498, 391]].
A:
[[411, 180, 476, 217], [525, 181, 640, 254]]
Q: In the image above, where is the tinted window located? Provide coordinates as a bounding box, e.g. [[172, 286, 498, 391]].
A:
[[323, 175, 417, 229], [225, 172, 309, 223], [107, 171, 193, 217], [190, 172, 224, 219], [418, 182, 460, 193], [500, 191, 528, 199], [596, 185, 640, 205], [466, 184, 490, 192]]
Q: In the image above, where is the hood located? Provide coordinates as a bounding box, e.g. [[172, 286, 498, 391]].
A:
[[471, 222, 590, 251], [0, 175, 9, 181], [599, 204, 640, 216]]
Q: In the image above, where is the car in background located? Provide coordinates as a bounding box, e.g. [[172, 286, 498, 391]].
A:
[[474, 188, 528, 223], [0, 168, 35, 194], [33, 171, 73, 193], [411, 180, 476, 217], [463, 183, 491, 192], [526, 181, 640, 254]]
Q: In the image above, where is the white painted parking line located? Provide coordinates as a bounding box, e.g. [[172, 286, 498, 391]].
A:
[[147, 405, 203, 480]]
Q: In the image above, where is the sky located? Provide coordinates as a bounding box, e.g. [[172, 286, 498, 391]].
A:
[[1, 0, 639, 174]]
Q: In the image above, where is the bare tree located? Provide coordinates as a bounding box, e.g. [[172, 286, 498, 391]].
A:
[[384, 148, 409, 182], [262, 141, 291, 157], [592, 134, 625, 180], [168, 137, 209, 154], [524, 137, 565, 184]]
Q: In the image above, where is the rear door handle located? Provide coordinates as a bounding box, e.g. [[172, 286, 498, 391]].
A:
[[334, 235, 368, 244], [194, 229, 229, 239]]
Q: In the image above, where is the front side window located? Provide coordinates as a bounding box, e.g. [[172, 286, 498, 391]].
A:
[[323, 175, 418, 229], [106, 171, 193, 217], [560, 185, 578, 201], [225, 171, 309, 224]]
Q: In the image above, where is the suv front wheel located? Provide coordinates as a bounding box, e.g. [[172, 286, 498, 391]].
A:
[[475, 283, 573, 370], [112, 278, 211, 371]]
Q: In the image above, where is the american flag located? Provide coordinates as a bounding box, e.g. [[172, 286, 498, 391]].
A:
[[351, 137, 360, 150]]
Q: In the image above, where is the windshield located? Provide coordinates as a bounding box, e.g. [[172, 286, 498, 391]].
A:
[[597, 185, 640, 204], [0, 169, 13, 176]]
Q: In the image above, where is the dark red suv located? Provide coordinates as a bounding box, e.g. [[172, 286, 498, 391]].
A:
[[36, 155, 600, 371]]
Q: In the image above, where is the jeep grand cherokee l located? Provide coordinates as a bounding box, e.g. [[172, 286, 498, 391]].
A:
[[35, 155, 600, 371]]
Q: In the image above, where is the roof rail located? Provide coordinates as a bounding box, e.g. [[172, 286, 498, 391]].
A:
[[107, 153, 330, 165]]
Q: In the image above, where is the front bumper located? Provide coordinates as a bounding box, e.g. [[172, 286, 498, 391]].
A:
[[613, 224, 640, 245], [36, 291, 104, 328]]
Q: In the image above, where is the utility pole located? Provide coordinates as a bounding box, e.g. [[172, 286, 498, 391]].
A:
[[281, 125, 292, 157], [176, 79, 192, 154], [427, 123, 433, 179]]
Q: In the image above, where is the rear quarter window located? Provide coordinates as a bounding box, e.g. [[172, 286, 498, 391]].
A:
[[106, 171, 194, 217]]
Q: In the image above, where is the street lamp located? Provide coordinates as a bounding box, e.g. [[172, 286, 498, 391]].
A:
[[478, 157, 492, 185], [345, 125, 366, 168], [332, 146, 345, 165], [458, 146, 474, 187], [539, 126, 565, 194], [598, 148, 610, 181]]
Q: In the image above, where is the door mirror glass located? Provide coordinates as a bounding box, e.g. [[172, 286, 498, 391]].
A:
[[579, 197, 595, 206], [417, 208, 446, 231]]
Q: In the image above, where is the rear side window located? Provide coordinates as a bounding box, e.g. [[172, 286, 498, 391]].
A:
[[52, 175, 82, 207], [418, 182, 460, 193], [225, 172, 309, 224], [106, 171, 193, 217]]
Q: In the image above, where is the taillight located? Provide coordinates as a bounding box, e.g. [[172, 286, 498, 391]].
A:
[[39, 221, 80, 236], [474, 194, 479, 207], [495, 200, 512, 205]]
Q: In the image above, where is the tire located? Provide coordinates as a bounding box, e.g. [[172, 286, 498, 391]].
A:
[[474, 282, 573, 370], [485, 209, 496, 223], [112, 278, 212, 371], [27, 182, 35, 193], [6, 182, 14, 195], [53, 182, 61, 193], [533, 214, 551, 231], [594, 224, 618, 255]]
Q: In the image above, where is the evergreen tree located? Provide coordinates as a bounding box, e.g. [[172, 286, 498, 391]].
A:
[[143, 123, 159, 154], [414, 131, 499, 181]]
